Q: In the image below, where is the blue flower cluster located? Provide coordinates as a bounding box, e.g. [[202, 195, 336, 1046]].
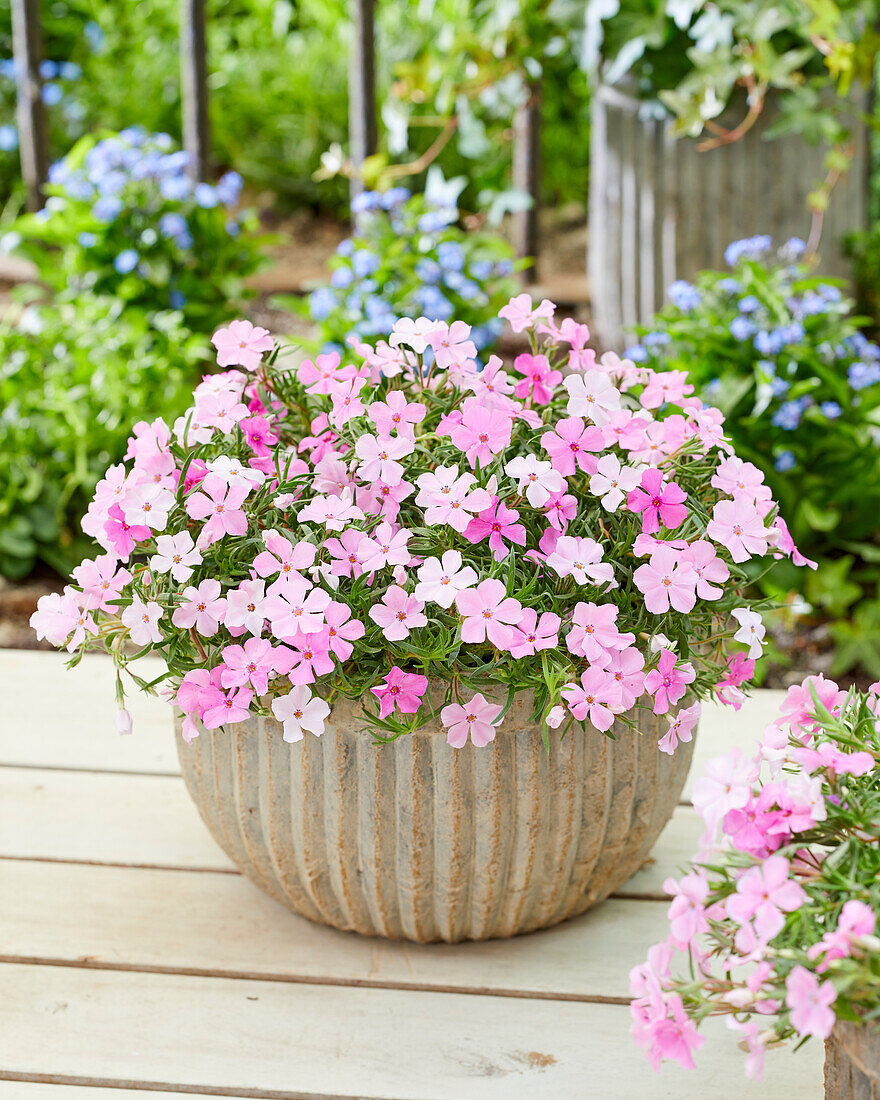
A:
[[0, 55, 84, 152], [308, 187, 513, 353]]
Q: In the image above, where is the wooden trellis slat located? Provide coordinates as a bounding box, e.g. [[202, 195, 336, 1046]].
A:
[[348, 0, 377, 199], [10, 0, 48, 211], [180, 0, 210, 180]]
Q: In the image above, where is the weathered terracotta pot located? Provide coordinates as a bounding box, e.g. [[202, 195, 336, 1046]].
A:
[[825, 1021, 880, 1098], [176, 690, 695, 942]]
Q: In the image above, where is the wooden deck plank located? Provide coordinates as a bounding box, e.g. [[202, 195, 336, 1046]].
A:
[[0, 766, 698, 892], [0, 1086, 250, 1099], [0, 962, 823, 1099], [0, 858, 668, 1001]]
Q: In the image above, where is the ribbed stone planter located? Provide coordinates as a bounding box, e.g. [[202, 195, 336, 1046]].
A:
[[825, 1022, 880, 1098], [176, 690, 695, 943], [589, 82, 868, 349]]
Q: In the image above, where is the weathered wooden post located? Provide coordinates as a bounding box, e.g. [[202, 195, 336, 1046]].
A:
[[180, 0, 210, 180], [10, 0, 48, 211], [348, 0, 377, 201], [511, 80, 541, 281]]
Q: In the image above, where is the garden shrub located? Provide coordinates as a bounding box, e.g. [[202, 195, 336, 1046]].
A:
[[298, 185, 519, 356], [0, 294, 203, 579], [628, 237, 880, 675], [5, 129, 263, 332]]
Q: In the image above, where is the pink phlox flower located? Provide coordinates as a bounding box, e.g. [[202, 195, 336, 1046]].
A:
[[224, 579, 267, 637], [498, 293, 555, 334], [589, 454, 643, 512], [194, 388, 249, 434], [371, 666, 429, 718], [562, 369, 622, 426], [680, 539, 729, 600], [103, 503, 151, 560], [273, 630, 336, 685], [449, 400, 513, 468], [30, 590, 87, 648], [561, 667, 619, 732], [808, 900, 877, 970], [323, 602, 365, 660], [566, 601, 633, 663], [124, 417, 171, 463], [360, 522, 412, 572], [354, 432, 413, 486], [692, 748, 754, 841], [722, 786, 789, 858], [546, 535, 615, 588], [627, 468, 688, 535], [711, 456, 766, 500], [221, 638, 276, 695], [658, 701, 701, 756], [504, 454, 564, 507], [455, 578, 523, 650], [297, 351, 347, 395], [429, 319, 478, 369], [414, 550, 477, 609], [185, 473, 250, 548], [542, 490, 578, 532], [253, 530, 318, 593], [792, 741, 875, 778], [462, 499, 527, 562], [639, 369, 694, 410], [325, 529, 368, 580], [271, 685, 331, 742], [132, 448, 175, 486], [441, 692, 503, 748], [779, 674, 848, 733], [706, 499, 770, 562], [725, 1018, 767, 1081], [601, 409, 651, 451], [603, 646, 647, 710], [202, 684, 254, 730], [664, 870, 710, 946], [368, 585, 427, 641], [329, 377, 367, 427], [509, 608, 560, 658], [175, 667, 226, 738], [727, 856, 807, 942], [537, 315, 591, 350], [265, 575, 331, 638], [121, 597, 163, 647], [415, 465, 492, 533], [171, 579, 227, 636], [211, 319, 273, 370], [512, 352, 563, 404], [150, 531, 202, 584], [644, 649, 695, 715], [359, 478, 414, 521], [769, 515, 818, 569], [541, 416, 604, 477], [297, 490, 364, 531], [634, 544, 698, 614], [82, 463, 127, 538], [240, 414, 279, 458], [785, 966, 837, 1040], [312, 454, 355, 498], [72, 554, 132, 611], [460, 355, 515, 400], [367, 390, 426, 438]]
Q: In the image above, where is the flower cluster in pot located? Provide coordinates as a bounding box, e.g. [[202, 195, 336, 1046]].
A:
[[631, 676, 880, 1080], [32, 297, 808, 749]]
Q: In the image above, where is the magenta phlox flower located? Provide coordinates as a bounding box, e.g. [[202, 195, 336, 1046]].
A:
[[644, 649, 695, 714], [627, 468, 688, 535], [462, 499, 527, 561], [371, 666, 429, 718], [512, 352, 563, 404]]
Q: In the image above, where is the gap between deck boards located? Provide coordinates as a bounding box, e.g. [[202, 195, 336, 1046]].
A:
[[0, 1072, 376, 1100]]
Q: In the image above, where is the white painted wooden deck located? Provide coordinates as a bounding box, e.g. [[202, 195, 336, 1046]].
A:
[[0, 650, 824, 1099]]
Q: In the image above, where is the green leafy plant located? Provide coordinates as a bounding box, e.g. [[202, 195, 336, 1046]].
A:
[[630, 235, 880, 674], [4, 130, 264, 333], [0, 294, 203, 578]]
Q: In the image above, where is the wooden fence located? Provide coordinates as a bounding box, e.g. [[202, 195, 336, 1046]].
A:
[[9, 0, 541, 275]]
